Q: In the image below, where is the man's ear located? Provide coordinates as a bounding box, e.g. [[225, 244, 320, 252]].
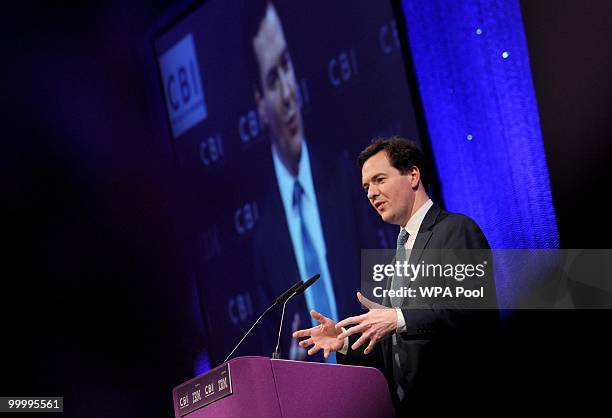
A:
[[409, 166, 421, 189], [254, 87, 268, 126]]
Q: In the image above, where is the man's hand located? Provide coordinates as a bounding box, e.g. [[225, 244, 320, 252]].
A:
[[335, 292, 397, 355], [292, 310, 343, 359]]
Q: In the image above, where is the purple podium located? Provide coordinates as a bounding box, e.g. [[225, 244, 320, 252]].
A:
[[172, 356, 395, 418]]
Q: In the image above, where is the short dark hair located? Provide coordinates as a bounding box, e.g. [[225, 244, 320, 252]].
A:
[[358, 136, 430, 186], [243, 0, 291, 95], [243, 0, 270, 94]]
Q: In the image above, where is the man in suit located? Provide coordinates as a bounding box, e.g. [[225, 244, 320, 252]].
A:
[[247, 0, 379, 362], [293, 137, 499, 413]]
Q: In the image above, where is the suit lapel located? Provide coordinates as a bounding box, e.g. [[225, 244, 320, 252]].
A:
[[383, 205, 441, 305], [408, 205, 440, 267], [403, 205, 440, 301]]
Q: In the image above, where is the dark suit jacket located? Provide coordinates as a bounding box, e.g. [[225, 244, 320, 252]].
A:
[[338, 204, 499, 414]]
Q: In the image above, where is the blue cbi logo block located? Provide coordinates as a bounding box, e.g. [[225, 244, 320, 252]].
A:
[[159, 34, 207, 139]]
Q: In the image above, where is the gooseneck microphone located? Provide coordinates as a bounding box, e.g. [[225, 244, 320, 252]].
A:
[[275, 280, 304, 305], [271, 274, 320, 359], [223, 279, 302, 364], [294, 273, 321, 297]]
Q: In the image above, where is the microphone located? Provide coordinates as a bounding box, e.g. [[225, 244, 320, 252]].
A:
[[294, 273, 320, 296], [223, 279, 303, 364], [272, 274, 320, 359], [276, 280, 303, 305]]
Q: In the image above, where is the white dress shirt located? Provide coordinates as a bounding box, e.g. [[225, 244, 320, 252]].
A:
[[339, 199, 434, 354], [272, 140, 338, 326], [394, 198, 433, 332]]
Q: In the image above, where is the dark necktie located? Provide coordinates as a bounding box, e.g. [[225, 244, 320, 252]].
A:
[[391, 228, 410, 401], [390, 229, 410, 308]]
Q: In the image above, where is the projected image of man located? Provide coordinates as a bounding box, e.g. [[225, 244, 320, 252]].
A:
[[248, 1, 339, 361]]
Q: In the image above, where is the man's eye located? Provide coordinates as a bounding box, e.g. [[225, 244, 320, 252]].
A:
[[267, 71, 278, 88]]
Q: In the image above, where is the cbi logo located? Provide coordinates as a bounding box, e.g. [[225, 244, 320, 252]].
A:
[[238, 110, 262, 144], [379, 20, 401, 54], [159, 33, 208, 139], [178, 394, 189, 409], [327, 48, 359, 87], [228, 292, 254, 324], [234, 201, 259, 235], [199, 133, 225, 166]]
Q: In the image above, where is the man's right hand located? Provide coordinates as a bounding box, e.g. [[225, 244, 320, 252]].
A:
[[292, 310, 344, 359]]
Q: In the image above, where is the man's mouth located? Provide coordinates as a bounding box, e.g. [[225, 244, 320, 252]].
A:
[[375, 201, 385, 210], [286, 113, 298, 134]]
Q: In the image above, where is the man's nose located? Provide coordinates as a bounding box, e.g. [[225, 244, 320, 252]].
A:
[[368, 185, 379, 200], [279, 70, 292, 102]]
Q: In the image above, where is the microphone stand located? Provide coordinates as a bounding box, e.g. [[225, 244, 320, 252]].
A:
[[270, 273, 320, 359], [271, 291, 297, 359], [223, 280, 302, 363]]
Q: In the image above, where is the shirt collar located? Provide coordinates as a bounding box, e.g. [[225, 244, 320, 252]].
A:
[[271, 139, 315, 206], [402, 199, 433, 237]]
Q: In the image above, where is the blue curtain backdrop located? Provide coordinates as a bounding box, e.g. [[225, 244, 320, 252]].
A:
[[402, 0, 559, 306]]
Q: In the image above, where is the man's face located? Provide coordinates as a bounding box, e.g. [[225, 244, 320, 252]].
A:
[[253, 4, 303, 162], [361, 151, 416, 226]]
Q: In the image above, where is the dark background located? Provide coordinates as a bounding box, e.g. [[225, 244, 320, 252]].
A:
[[503, 0, 612, 410], [2, 0, 611, 416]]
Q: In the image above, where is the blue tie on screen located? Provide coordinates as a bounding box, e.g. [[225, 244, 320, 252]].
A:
[[293, 180, 335, 363]]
